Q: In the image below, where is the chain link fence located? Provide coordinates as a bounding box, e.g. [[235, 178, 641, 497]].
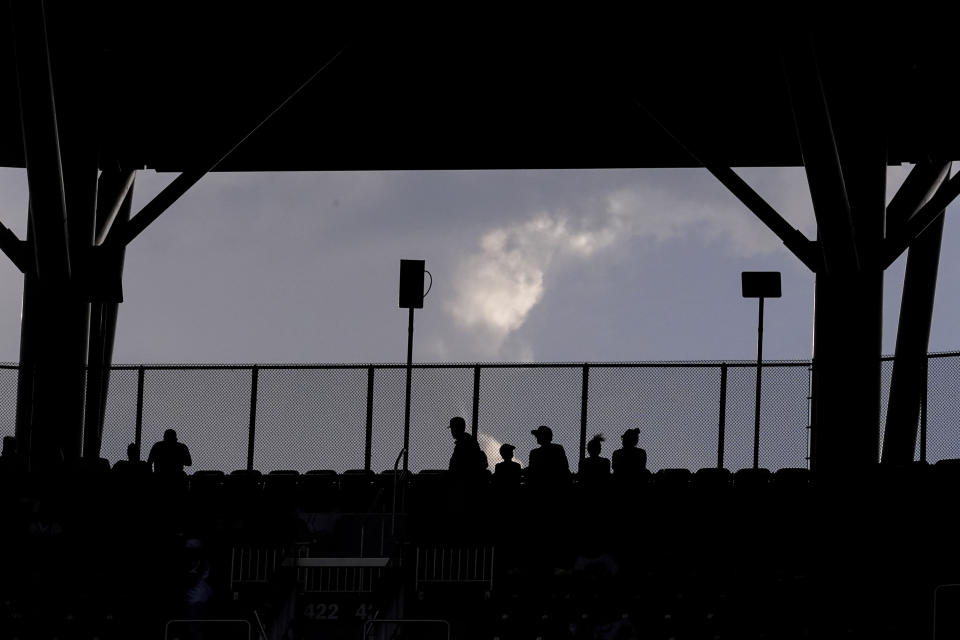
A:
[[2, 354, 959, 471], [0, 366, 17, 441]]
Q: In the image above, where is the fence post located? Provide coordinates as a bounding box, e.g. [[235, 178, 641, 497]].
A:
[[580, 365, 590, 462], [135, 366, 145, 451], [472, 366, 481, 439], [920, 357, 928, 463], [718, 363, 728, 469], [247, 366, 259, 471], [365, 367, 375, 472]]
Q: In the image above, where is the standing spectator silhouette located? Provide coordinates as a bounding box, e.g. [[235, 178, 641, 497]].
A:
[[527, 425, 570, 488], [147, 429, 193, 476], [447, 416, 487, 477], [494, 443, 522, 490], [578, 434, 611, 485], [612, 428, 647, 481]]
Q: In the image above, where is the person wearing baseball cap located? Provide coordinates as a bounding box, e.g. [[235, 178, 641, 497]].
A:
[[528, 425, 569, 488]]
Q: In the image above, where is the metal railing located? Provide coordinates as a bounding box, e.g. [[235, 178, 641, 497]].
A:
[[1, 353, 956, 473]]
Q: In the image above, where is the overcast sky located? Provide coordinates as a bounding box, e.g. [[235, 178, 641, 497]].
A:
[[1, 164, 958, 365]]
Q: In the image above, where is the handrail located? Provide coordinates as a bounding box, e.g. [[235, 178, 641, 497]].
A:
[[392, 447, 407, 537]]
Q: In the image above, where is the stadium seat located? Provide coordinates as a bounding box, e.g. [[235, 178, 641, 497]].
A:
[[299, 469, 339, 510], [772, 467, 810, 491], [190, 470, 225, 494], [339, 469, 377, 512], [653, 468, 692, 491], [732, 468, 771, 492], [692, 467, 732, 491]]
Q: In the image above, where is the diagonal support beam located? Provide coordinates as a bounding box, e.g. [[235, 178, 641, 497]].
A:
[[0, 221, 29, 272], [782, 40, 859, 275], [94, 169, 136, 246], [885, 159, 950, 237], [103, 47, 346, 252], [705, 165, 821, 272], [883, 171, 960, 269], [634, 101, 820, 272], [883, 164, 952, 465]]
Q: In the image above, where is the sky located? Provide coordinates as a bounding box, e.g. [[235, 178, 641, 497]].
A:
[[2, 164, 956, 366], [4, 165, 960, 471]]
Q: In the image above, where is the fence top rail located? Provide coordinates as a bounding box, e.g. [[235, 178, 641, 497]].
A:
[[0, 360, 814, 371], [2, 350, 959, 371]]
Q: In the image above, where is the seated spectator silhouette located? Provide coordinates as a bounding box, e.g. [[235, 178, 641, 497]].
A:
[[612, 428, 647, 482], [447, 416, 487, 478], [578, 434, 611, 486], [527, 425, 570, 488], [0, 435, 27, 475], [147, 429, 193, 476], [113, 443, 151, 475], [494, 443, 522, 490]]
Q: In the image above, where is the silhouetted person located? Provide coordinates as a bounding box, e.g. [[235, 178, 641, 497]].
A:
[[612, 428, 647, 481], [578, 434, 610, 485], [527, 425, 570, 488], [447, 416, 487, 477], [494, 443, 522, 490], [147, 429, 193, 476], [113, 443, 150, 475], [0, 435, 27, 475]]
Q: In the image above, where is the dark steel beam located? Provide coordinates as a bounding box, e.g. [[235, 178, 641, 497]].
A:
[[883, 165, 951, 465], [94, 169, 136, 245], [806, 46, 886, 477], [83, 182, 133, 459], [103, 47, 346, 251], [0, 221, 29, 272], [705, 165, 821, 271], [11, 0, 71, 283], [885, 160, 950, 237], [634, 101, 820, 272], [782, 40, 859, 275], [884, 171, 960, 268]]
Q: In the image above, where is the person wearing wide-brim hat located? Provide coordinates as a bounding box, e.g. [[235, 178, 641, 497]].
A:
[[528, 425, 570, 488], [612, 427, 647, 480]]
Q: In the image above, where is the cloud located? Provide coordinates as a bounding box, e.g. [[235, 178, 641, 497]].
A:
[[446, 171, 796, 354], [446, 213, 620, 346]]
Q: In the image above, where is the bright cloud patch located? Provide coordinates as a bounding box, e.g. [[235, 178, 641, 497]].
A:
[[448, 215, 619, 340], [448, 175, 795, 354]]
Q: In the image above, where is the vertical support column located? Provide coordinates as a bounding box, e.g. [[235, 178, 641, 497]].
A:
[[12, 1, 100, 470], [135, 366, 145, 451], [83, 175, 135, 460], [247, 366, 259, 471], [579, 365, 590, 462], [471, 366, 481, 439], [807, 100, 886, 475], [365, 367, 374, 473], [717, 363, 727, 469], [883, 166, 950, 464]]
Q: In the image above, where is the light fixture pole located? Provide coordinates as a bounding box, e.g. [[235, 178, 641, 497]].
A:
[[742, 271, 781, 469]]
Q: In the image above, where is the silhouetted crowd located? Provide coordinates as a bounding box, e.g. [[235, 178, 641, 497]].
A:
[[445, 416, 648, 490], [0, 428, 193, 477]]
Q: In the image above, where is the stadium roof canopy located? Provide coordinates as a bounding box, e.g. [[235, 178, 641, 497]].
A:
[[0, 6, 957, 172]]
